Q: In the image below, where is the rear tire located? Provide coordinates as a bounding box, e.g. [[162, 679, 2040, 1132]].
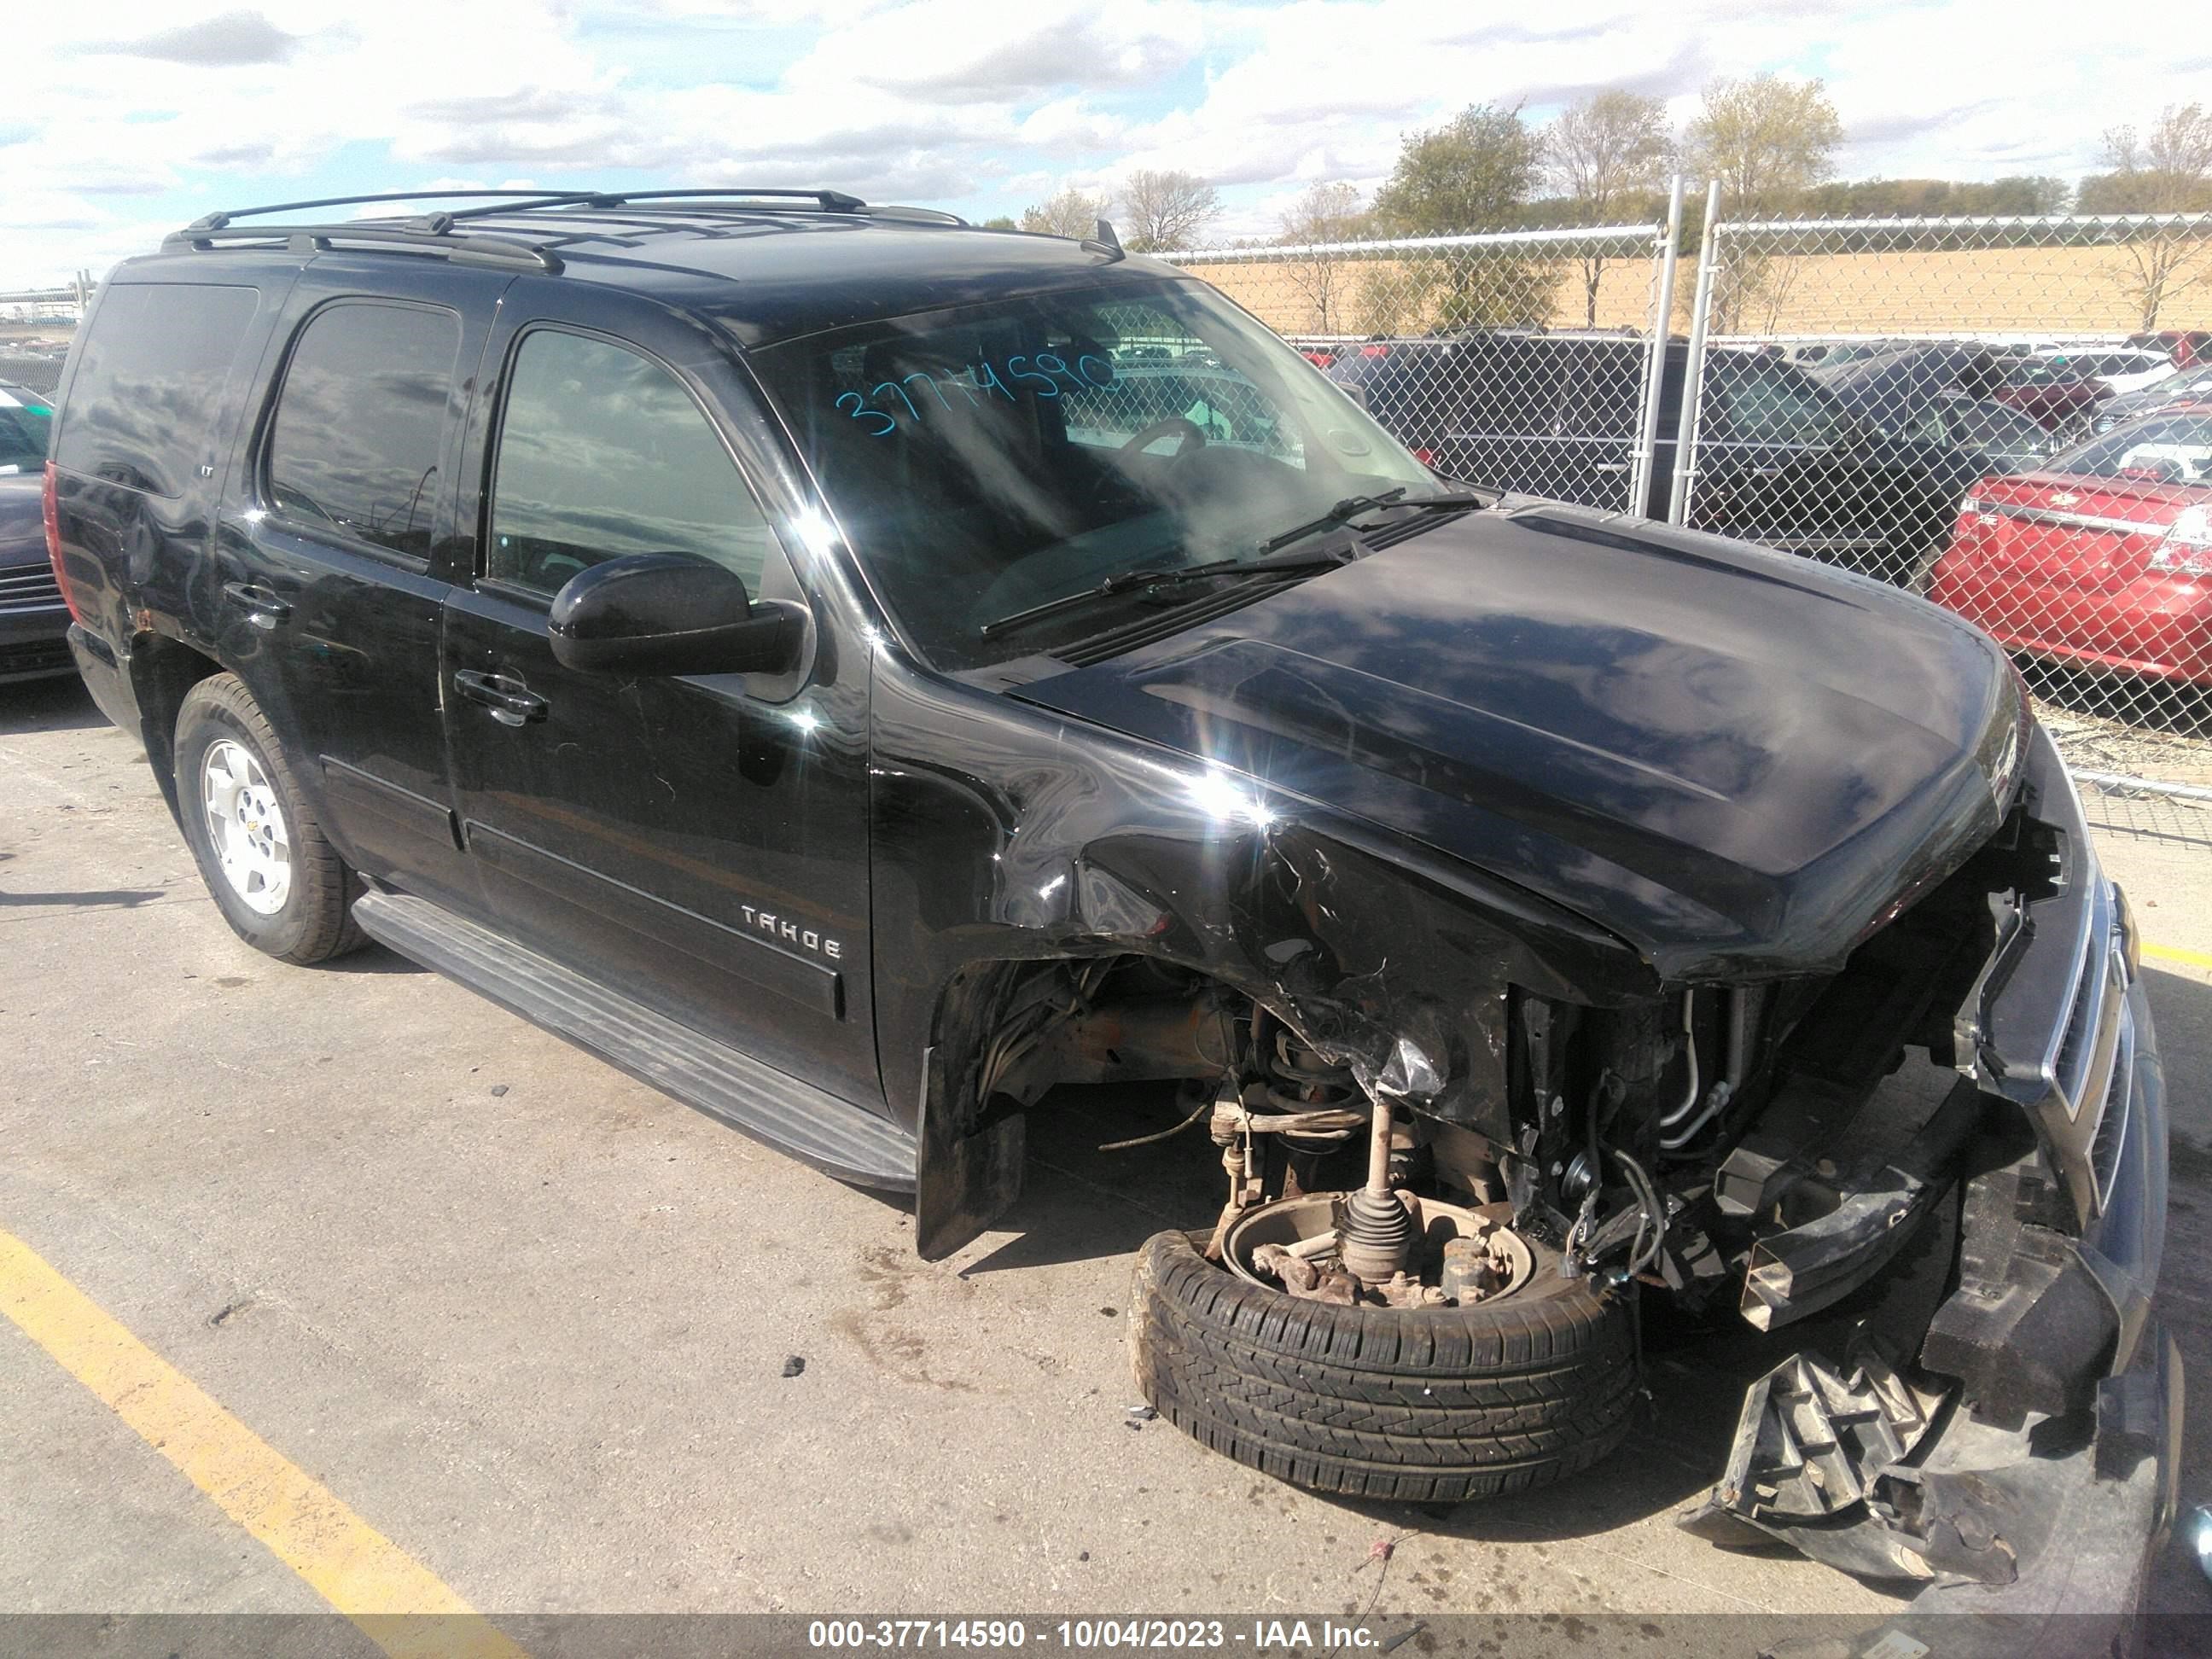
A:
[[1130, 1227, 1639, 1504], [175, 673, 366, 964]]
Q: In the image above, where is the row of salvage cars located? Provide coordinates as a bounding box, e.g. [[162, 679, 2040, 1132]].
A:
[[1328, 332, 2212, 696]]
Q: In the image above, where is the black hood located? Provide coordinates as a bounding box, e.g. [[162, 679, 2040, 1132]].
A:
[[1011, 504, 2022, 981]]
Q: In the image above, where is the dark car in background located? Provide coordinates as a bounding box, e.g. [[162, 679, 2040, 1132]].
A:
[[2127, 329, 2212, 370], [0, 381, 72, 683], [2093, 364, 2212, 434], [1992, 354, 2114, 433], [1335, 333, 1998, 584]]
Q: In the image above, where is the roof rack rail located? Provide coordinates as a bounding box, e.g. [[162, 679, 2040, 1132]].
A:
[[182, 187, 870, 236], [162, 220, 564, 274]]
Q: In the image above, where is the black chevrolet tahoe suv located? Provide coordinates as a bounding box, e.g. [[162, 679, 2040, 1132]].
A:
[[44, 191, 2178, 1627]]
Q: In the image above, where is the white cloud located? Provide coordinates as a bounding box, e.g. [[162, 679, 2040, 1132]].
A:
[[0, 0, 2192, 287]]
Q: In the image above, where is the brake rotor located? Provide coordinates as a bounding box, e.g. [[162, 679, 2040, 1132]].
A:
[[1221, 1191, 1534, 1309]]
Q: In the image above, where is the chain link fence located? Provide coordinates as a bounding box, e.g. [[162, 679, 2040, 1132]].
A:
[[1161, 223, 1677, 515], [1169, 202, 2212, 847], [1690, 209, 2212, 843]]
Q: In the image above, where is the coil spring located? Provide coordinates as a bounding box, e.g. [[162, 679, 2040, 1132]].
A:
[[1259, 1023, 1360, 1152]]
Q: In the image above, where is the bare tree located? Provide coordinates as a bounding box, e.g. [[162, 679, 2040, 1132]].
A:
[[2089, 104, 2212, 327], [1685, 74, 1842, 329], [1115, 170, 1223, 253], [1545, 90, 1672, 326], [1277, 181, 1368, 335], [1019, 187, 1111, 240]]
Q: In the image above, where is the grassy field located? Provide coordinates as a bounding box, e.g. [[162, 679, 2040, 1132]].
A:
[[1180, 242, 2212, 340]]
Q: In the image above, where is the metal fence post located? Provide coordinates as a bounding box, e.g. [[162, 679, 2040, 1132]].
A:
[[1628, 174, 1685, 518], [1666, 182, 1724, 527]]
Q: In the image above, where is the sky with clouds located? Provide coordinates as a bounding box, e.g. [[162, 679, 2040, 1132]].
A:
[[2, 0, 2197, 289]]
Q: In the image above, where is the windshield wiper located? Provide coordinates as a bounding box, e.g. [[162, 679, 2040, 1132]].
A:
[[978, 550, 1352, 639], [1256, 488, 1490, 556]]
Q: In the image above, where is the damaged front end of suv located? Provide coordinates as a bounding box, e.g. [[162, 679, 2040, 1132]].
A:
[[873, 498, 2176, 1618], [1668, 719, 2179, 1615]]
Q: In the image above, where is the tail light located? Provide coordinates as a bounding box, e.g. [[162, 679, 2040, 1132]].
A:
[[42, 461, 85, 625], [2151, 504, 2212, 575], [1412, 446, 1435, 468]]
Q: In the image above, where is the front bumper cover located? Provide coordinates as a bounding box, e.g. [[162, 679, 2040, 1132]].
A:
[[1685, 724, 2180, 1627]]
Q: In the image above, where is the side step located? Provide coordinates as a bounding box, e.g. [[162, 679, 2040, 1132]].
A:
[[353, 890, 917, 1192]]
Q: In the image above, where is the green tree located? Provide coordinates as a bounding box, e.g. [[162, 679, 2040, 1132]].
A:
[[980, 214, 1019, 230], [1686, 74, 1843, 330], [1685, 74, 1843, 212], [1371, 102, 1541, 236], [1370, 103, 1554, 332], [1545, 90, 1673, 325]]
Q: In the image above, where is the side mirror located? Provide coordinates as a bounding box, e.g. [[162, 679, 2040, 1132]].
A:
[[548, 553, 803, 678]]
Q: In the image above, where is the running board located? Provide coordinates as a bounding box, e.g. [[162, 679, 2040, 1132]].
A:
[[352, 890, 917, 1192]]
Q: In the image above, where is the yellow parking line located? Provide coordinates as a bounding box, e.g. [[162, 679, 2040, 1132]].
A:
[[0, 1227, 523, 1659], [2145, 941, 2212, 972]]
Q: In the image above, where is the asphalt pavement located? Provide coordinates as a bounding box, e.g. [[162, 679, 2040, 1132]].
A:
[[3, 672, 2208, 1643]]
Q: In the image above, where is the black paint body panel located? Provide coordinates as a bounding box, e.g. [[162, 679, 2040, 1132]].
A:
[[1011, 502, 2020, 982]]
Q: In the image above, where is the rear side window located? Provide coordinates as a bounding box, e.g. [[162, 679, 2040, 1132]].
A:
[[54, 283, 261, 498], [266, 302, 462, 560], [486, 329, 773, 595]]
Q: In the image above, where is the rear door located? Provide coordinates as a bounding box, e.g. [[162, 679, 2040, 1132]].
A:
[[439, 280, 882, 1107], [1546, 339, 1646, 512], [1434, 335, 1563, 497], [210, 259, 504, 906], [1691, 357, 1924, 579]]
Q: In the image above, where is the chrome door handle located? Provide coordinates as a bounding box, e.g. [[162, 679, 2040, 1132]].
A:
[[221, 581, 292, 629], [453, 669, 549, 726]]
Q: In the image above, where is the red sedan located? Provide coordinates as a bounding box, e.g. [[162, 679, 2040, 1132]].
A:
[[1928, 412, 2212, 688]]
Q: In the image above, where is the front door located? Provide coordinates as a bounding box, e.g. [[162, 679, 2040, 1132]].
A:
[[439, 287, 881, 1109]]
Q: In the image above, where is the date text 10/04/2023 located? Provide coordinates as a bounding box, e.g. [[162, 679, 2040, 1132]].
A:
[[834, 350, 1116, 437], [805, 1620, 1394, 1651]]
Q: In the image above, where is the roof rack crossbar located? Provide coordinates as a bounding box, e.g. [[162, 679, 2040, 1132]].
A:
[[183, 189, 605, 233], [183, 187, 870, 237], [162, 221, 562, 274], [436, 188, 868, 224]]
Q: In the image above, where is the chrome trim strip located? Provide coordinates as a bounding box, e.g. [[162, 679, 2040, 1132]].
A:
[[1980, 502, 2168, 537]]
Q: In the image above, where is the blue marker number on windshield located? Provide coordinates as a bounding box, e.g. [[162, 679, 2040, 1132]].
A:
[[837, 348, 1110, 437]]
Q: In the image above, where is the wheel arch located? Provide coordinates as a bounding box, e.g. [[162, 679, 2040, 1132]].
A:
[[128, 630, 225, 824]]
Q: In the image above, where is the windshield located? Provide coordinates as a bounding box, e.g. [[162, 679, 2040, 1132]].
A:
[[2051, 413, 2212, 484], [0, 386, 53, 474], [748, 279, 1446, 668]]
